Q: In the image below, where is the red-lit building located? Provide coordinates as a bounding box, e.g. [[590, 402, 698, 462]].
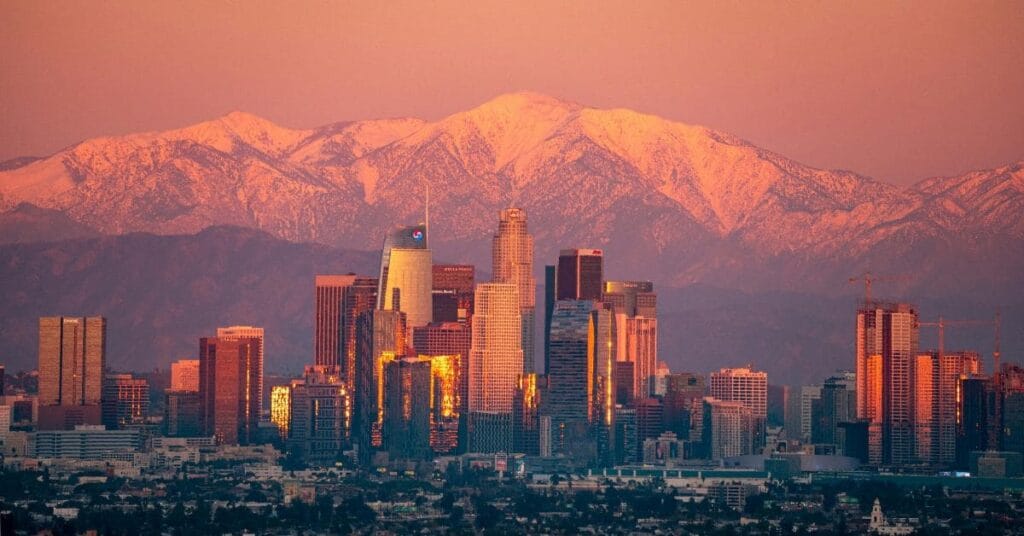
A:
[[199, 335, 262, 445]]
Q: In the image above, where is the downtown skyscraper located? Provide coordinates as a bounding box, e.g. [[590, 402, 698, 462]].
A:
[[604, 281, 658, 399], [314, 275, 377, 371], [468, 283, 523, 414], [709, 366, 768, 451], [199, 334, 262, 445], [856, 302, 919, 466], [556, 249, 603, 301], [354, 308, 406, 461], [377, 224, 432, 328], [37, 316, 106, 430], [492, 208, 537, 372]]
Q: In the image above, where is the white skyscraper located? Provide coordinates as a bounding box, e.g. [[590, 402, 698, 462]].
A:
[[492, 208, 536, 372], [468, 283, 523, 413]]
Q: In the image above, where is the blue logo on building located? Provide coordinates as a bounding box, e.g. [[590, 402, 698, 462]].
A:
[[412, 229, 424, 242]]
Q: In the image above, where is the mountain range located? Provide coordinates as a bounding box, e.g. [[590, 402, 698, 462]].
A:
[[1, 92, 1021, 383]]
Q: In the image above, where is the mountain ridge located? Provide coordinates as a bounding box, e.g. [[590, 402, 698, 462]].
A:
[[0, 92, 1021, 290]]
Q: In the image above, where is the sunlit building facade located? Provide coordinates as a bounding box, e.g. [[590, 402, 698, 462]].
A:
[[315, 275, 378, 376], [427, 354, 460, 454], [340, 276, 378, 393], [378, 224, 432, 328], [354, 308, 406, 461], [216, 325, 265, 423], [915, 350, 981, 466], [492, 208, 537, 372], [855, 303, 918, 466], [270, 385, 292, 441], [512, 373, 542, 455], [413, 322, 471, 417], [170, 359, 200, 392], [468, 283, 523, 413], [199, 335, 262, 445], [38, 316, 106, 430]]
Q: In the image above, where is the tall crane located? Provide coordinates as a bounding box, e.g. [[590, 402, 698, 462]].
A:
[[916, 314, 1000, 374], [848, 271, 912, 304]]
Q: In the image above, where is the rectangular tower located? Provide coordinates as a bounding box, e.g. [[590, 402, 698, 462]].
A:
[[199, 335, 262, 445], [37, 316, 106, 430], [855, 303, 918, 466], [556, 249, 603, 301]]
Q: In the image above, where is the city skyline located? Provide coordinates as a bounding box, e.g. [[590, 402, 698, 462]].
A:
[[2, 3, 1022, 532]]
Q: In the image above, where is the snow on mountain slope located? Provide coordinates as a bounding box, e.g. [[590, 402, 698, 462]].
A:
[[0, 92, 1021, 289]]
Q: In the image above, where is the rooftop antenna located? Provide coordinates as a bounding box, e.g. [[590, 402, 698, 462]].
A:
[[424, 181, 430, 248]]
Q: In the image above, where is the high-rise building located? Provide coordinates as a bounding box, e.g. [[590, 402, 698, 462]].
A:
[[216, 326, 265, 422], [315, 275, 377, 373], [855, 303, 919, 466], [710, 366, 767, 451], [432, 265, 475, 323], [915, 351, 981, 466], [340, 276, 378, 393], [378, 224, 432, 328], [603, 281, 656, 318], [492, 208, 537, 373], [614, 407, 639, 464], [513, 373, 542, 455], [556, 249, 603, 301], [784, 385, 821, 443], [1002, 364, 1024, 455], [957, 375, 997, 469], [0, 364, 5, 396], [546, 300, 596, 448], [164, 390, 202, 437], [101, 374, 149, 430], [619, 316, 658, 398], [270, 385, 292, 440], [38, 316, 106, 430], [288, 366, 350, 465], [634, 397, 665, 459], [353, 309, 406, 462], [815, 372, 857, 447], [710, 367, 768, 418], [703, 398, 757, 460], [170, 359, 200, 392], [664, 373, 707, 442], [199, 335, 262, 445], [767, 385, 788, 428], [413, 322, 470, 420], [468, 283, 523, 413], [544, 264, 556, 374], [383, 357, 432, 459], [590, 307, 618, 433], [423, 353, 461, 454]]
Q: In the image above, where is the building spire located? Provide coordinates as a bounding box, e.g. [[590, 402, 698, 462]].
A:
[[425, 181, 430, 248]]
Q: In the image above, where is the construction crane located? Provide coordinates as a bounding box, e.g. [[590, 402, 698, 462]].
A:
[[916, 314, 1000, 374], [848, 271, 912, 304]]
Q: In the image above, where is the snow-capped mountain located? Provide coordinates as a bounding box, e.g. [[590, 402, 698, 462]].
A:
[[1, 92, 1021, 290]]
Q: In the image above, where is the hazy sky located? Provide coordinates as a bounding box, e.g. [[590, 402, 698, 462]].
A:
[[1, 1, 1022, 185]]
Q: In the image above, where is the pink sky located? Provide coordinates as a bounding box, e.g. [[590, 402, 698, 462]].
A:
[[1, 1, 1022, 185]]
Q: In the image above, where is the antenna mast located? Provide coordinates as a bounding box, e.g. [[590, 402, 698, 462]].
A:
[[425, 181, 430, 248]]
